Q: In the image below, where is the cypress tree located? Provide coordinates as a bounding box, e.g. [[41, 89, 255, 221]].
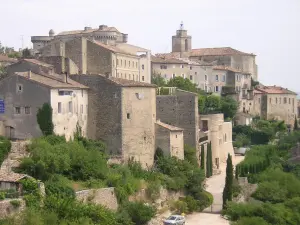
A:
[[206, 143, 210, 178], [36, 103, 54, 136], [200, 144, 205, 170], [223, 153, 233, 209], [294, 116, 298, 130], [209, 142, 213, 176]]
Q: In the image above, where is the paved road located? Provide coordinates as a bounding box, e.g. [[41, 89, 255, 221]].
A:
[[185, 155, 244, 225]]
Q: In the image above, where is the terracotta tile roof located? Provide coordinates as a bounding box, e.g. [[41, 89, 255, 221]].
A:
[[155, 52, 181, 59], [105, 76, 156, 87], [156, 120, 184, 131], [255, 86, 297, 95], [23, 58, 53, 68], [190, 47, 255, 56], [57, 26, 120, 36], [151, 56, 187, 64], [91, 40, 137, 56], [0, 172, 29, 182], [213, 65, 251, 74], [15, 71, 88, 89], [0, 55, 18, 63]]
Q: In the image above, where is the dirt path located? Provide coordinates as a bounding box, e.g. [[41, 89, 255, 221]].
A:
[[185, 155, 244, 225]]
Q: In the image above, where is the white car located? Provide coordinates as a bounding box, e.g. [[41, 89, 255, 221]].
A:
[[163, 215, 186, 225]]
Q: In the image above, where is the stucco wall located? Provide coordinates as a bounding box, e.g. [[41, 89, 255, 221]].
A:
[[75, 187, 118, 211], [0, 75, 50, 139], [114, 53, 139, 80], [50, 88, 88, 140], [169, 131, 184, 160]]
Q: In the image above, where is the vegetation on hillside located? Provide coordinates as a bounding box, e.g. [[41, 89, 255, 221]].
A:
[[36, 103, 54, 136], [0, 136, 11, 165]]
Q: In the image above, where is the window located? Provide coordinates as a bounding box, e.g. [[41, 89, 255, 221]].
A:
[[25, 106, 30, 114], [222, 75, 226, 82], [172, 74, 175, 78], [136, 62, 138, 68], [195, 71, 197, 75], [289, 98, 291, 104], [120, 60, 122, 66], [80, 104, 83, 114], [112, 60, 115, 67], [17, 84, 23, 93], [216, 86, 219, 92], [68, 101, 73, 113], [129, 74, 131, 80], [15, 107, 21, 114], [142, 64, 144, 70], [58, 102, 62, 113], [58, 91, 72, 96], [127, 113, 130, 119], [205, 75, 207, 81], [190, 66, 192, 70], [181, 65, 184, 68], [117, 59, 119, 66], [284, 97, 287, 104], [160, 65, 167, 69], [216, 75, 219, 81], [81, 90, 83, 97], [142, 76, 145, 81], [124, 60, 126, 67], [128, 61, 130, 67], [190, 75, 193, 80], [133, 74, 135, 80], [279, 98, 281, 104], [269, 98, 272, 104], [276, 98, 278, 104]]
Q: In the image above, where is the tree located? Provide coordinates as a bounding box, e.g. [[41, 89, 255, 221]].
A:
[[36, 103, 54, 136], [205, 94, 221, 113], [294, 116, 298, 130], [200, 145, 205, 170], [220, 96, 239, 120], [22, 48, 32, 58], [223, 153, 233, 209], [151, 73, 166, 87], [167, 76, 198, 93], [0, 65, 7, 80], [206, 142, 213, 177]]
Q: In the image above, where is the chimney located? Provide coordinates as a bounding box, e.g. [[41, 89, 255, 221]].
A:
[[64, 72, 68, 83], [27, 70, 31, 79]]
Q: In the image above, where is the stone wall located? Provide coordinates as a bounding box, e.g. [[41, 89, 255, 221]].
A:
[[75, 187, 118, 211], [0, 199, 25, 219]]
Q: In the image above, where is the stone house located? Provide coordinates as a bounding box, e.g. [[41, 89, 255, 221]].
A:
[[199, 113, 234, 170], [0, 71, 88, 140], [38, 37, 151, 83], [0, 172, 29, 193], [71, 74, 156, 168], [156, 87, 199, 157], [155, 120, 184, 160]]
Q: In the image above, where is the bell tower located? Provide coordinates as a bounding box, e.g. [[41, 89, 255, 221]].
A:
[[172, 22, 192, 56]]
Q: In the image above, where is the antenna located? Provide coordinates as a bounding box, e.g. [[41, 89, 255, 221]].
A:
[[180, 21, 184, 30]]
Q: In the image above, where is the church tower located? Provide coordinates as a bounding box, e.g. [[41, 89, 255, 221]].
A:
[[172, 22, 192, 56]]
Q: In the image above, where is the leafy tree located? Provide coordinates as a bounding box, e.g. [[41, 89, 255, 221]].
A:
[[151, 73, 166, 87], [294, 116, 298, 130], [251, 181, 287, 203], [200, 144, 205, 170], [198, 94, 206, 114], [22, 48, 32, 58], [220, 96, 239, 119], [223, 153, 233, 209], [184, 145, 198, 167], [154, 147, 164, 161], [167, 76, 198, 92], [233, 217, 271, 225], [36, 103, 54, 136], [123, 202, 156, 225]]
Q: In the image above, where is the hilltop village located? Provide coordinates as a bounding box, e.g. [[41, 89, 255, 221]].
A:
[[0, 23, 299, 225]]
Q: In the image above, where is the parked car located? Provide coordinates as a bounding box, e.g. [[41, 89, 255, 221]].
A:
[[234, 147, 250, 156], [163, 215, 185, 225]]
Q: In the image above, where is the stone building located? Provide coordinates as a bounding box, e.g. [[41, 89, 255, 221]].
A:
[[156, 87, 199, 156], [156, 23, 258, 81], [0, 70, 88, 140], [31, 25, 128, 53], [155, 120, 184, 160], [248, 86, 298, 126], [199, 113, 235, 170], [38, 37, 151, 83], [71, 74, 156, 168]]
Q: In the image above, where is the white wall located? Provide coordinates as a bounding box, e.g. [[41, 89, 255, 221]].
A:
[[50, 88, 88, 140]]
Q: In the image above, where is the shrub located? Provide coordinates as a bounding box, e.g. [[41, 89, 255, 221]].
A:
[[42, 135, 66, 145], [123, 202, 156, 225], [146, 180, 161, 201], [171, 200, 188, 214], [251, 181, 287, 203], [0, 136, 11, 165], [193, 190, 213, 211], [45, 182, 75, 199], [233, 217, 271, 225], [154, 147, 164, 161], [0, 191, 5, 200], [182, 196, 199, 213], [10, 200, 21, 208], [36, 103, 54, 136]]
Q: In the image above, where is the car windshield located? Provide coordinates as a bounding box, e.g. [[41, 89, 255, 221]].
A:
[[167, 216, 177, 220]]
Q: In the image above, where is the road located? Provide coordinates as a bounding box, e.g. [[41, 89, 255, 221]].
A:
[[185, 155, 244, 225]]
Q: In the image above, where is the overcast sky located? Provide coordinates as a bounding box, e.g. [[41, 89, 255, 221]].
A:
[[2, 0, 300, 91]]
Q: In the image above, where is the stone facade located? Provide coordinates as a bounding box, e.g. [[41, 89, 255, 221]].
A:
[[156, 88, 199, 155], [0, 71, 88, 140], [75, 187, 118, 211], [71, 75, 156, 168], [38, 56, 79, 75], [155, 120, 184, 160], [0, 199, 25, 219]]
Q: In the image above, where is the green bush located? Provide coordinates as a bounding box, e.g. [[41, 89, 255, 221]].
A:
[[182, 196, 199, 213], [42, 135, 66, 145], [123, 202, 156, 225], [36, 103, 54, 136], [171, 200, 188, 214], [10, 200, 21, 208], [251, 181, 287, 203], [0, 192, 5, 200], [45, 182, 75, 199], [146, 180, 161, 201], [0, 136, 11, 165], [232, 217, 271, 225]]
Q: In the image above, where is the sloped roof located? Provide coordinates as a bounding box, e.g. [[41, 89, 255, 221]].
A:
[[255, 86, 297, 95], [23, 58, 54, 68], [0, 172, 29, 182], [91, 40, 137, 56], [15, 71, 88, 89], [156, 120, 183, 131], [213, 65, 251, 74], [155, 52, 181, 59], [190, 47, 255, 56], [151, 56, 187, 64], [57, 26, 120, 36]]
